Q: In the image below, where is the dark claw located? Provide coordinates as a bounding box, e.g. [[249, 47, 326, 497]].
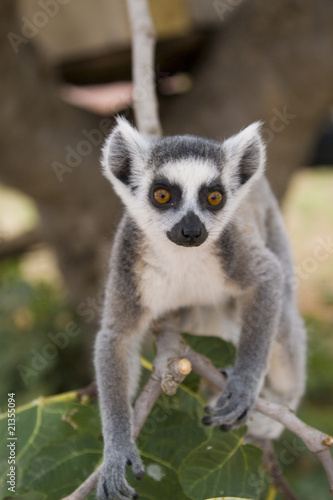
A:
[[126, 459, 132, 466], [202, 416, 212, 426], [134, 470, 144, 481], [133, 494, 139, 499], [204, 405, 214, 415], [237, 408, 248, 421]]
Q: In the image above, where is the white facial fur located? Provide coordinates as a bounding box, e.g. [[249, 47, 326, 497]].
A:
[[101, 117, 266, 248]]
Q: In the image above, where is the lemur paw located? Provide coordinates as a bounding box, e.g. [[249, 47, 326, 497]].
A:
[[97, 442, 144, 500], [202, 374, 256, 429]]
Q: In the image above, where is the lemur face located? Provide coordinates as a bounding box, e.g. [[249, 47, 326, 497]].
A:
[[147, 137, 226, 247], [102, 118, 266, 248]]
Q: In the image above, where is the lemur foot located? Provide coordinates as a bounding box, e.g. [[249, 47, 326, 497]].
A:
[[202, 372, 255, 430], [97, 442, 144, 500]]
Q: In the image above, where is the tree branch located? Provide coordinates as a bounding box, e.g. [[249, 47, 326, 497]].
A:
[[0, 228, 42, 260], [261, 439, 301, 500], [125, 0, 162, 137]]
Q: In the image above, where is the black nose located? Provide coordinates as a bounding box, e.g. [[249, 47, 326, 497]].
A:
[[182, 226, 201, 243], [167, 211, 208, 247]]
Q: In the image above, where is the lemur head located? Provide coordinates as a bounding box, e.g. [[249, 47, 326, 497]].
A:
[[102, 118, 266, 248]]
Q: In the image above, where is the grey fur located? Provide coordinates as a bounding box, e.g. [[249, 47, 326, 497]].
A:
[[95, 118, 306, 499], [149, 135, 222, 168]]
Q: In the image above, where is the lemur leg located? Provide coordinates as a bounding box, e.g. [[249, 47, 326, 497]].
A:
[[247, 305, 306, 439], [95, 319, 148, 500]]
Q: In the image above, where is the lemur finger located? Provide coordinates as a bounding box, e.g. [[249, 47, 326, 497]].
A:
[[215, 391, 233, 409], [117, 479, 138, 500], [202, 391, 233, 419], [236, 408, 249, 422], [202, 415, 213, 426], [120, 487, 139, 500], [99, 478, 135, 500], [202, 397, 231, 416], [131, 461, 144, 481], [214, 409, 249, 430], [214, 403, 246, 420], [127, 450, 144, 480], [202, 405, 249, 427], [203, 405, 217, 415], [103, 468, 139, 500]]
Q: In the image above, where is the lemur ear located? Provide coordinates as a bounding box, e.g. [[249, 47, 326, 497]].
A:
[[101, 117, 151, 186], [221, 122, 266, 192]]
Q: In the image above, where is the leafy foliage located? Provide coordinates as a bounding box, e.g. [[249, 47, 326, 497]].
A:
[[0, 394, 102, 500], [0, 259, 90, 408], [0, 342, 265, 500]]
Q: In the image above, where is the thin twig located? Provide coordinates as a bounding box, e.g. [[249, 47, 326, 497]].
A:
[[77, 381, 98, 402], [260, 439, 300, 500], [125, 0, 162, 137], [62, 468, 100, 500], [133, 375, 162, 439]]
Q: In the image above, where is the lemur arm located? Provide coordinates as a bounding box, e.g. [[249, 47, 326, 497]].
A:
[[95, 218, 148, 500], [204, 236, 283, 428], [95, 325, 145, 500]]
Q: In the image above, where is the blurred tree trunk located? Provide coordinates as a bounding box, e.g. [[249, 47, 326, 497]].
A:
[[1, 0, 333, 328], [0, 0, 121, 331]]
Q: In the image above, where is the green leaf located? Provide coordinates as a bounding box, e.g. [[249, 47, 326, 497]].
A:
[[0, 336, 266, 500], [182, 334, 236, 368], [0, 395, 102, 500], [134, 390, 207, 499], [128, 458, 190, 500], [181, 371, 202, 393], [179, 428, 263, 500], [138, 410, 207, 469]]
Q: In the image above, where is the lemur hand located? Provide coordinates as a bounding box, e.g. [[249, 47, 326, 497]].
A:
[[97, 441, 144, 500], [202, 371, 256, 431]]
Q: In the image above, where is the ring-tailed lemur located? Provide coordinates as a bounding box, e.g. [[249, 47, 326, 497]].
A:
[[94, 117, 306, 500]]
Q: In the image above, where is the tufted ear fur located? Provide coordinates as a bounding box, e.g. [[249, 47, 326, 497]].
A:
[[101, 117, 151, 188], [221, 122, 266, 194]]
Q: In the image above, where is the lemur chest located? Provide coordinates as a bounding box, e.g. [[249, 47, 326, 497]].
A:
[[137, 243, 234, 317]]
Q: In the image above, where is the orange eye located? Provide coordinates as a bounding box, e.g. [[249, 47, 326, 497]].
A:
[[154, 188, 171, 204], [208, 191, 223, 206]]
